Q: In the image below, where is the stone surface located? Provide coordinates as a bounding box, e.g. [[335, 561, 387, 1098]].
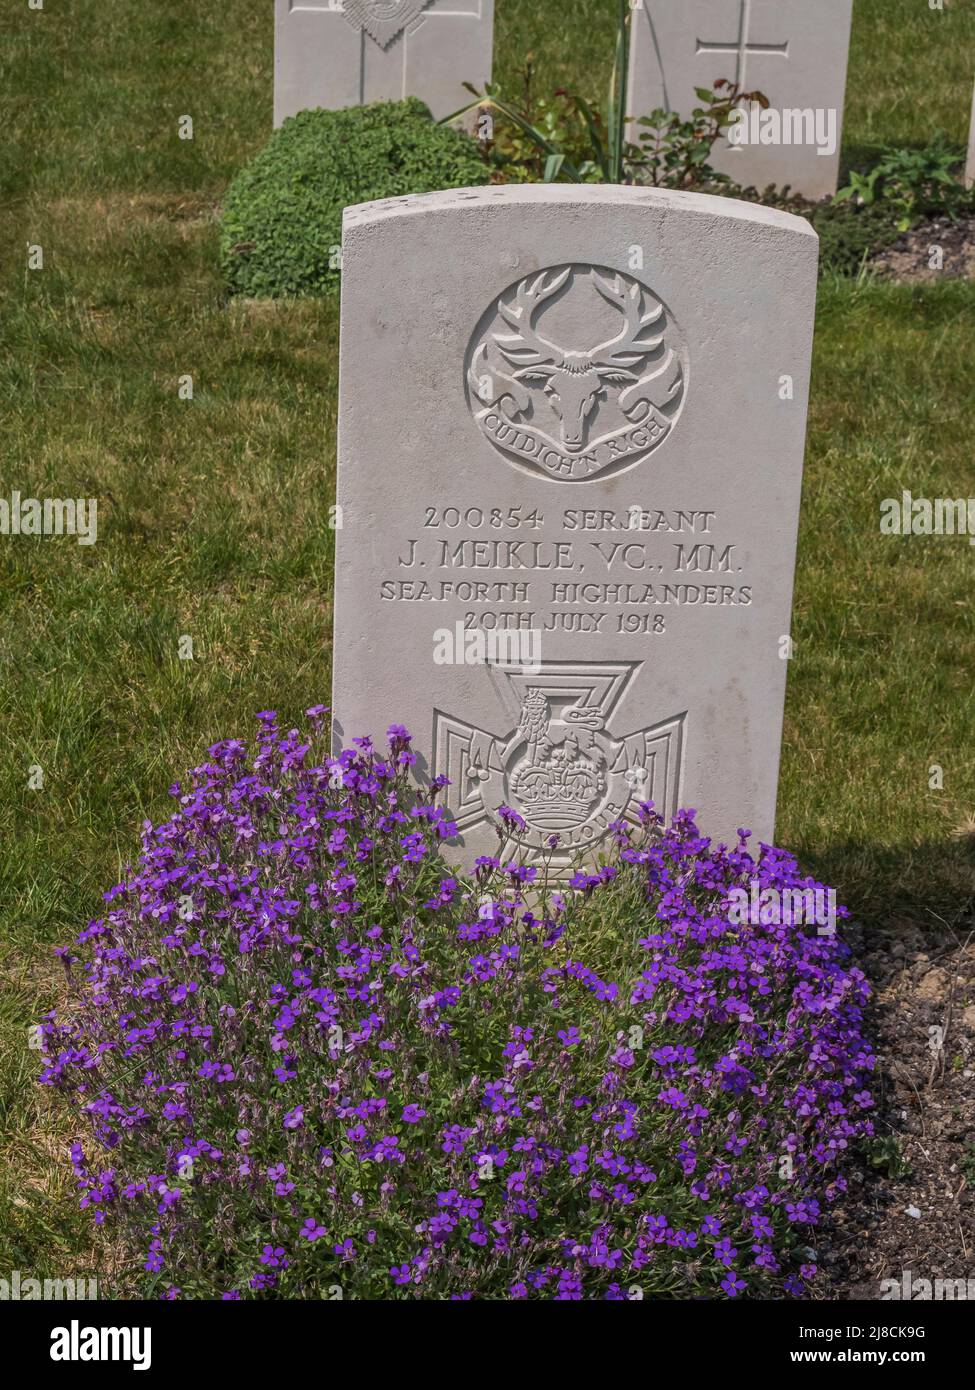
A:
[[966, 75, 975, 190], [274, 0, 493, 126], [628, 0, 854, 200], [332, 185, 819, 873]]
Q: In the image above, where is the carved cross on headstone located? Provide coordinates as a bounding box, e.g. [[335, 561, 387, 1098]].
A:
[[696, 0, 790, 89], [628, 1, 853, 203]]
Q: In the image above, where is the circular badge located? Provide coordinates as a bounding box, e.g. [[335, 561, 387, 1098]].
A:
[[465, 263, 688, 483]]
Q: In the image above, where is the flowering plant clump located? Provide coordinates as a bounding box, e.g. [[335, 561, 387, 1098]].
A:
[[41, 711, 874, 1300]]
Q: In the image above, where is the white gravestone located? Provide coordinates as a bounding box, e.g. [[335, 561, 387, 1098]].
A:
[[332, 185, 818, 873], [274, 0, 494, 125], [628, 0, 854, 200]]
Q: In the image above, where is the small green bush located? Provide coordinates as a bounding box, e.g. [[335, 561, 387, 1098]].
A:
[[808, 202, 903, 278], [731, 188, 904, 279], [220, 99, 489, 298], [834, 138, 971, 231]]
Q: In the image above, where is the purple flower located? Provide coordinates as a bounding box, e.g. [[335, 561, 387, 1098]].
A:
[[260, 1245, 288, 1269], [41, 710, 872, 1302]]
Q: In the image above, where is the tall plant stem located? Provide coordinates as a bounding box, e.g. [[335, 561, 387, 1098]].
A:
[[606, 0, 632, 184]]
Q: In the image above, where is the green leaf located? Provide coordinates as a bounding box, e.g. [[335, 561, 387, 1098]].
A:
[[438, 95, 489, 127], [574, 95, 609, 181], [605, 0, 632, 183], [454, 93, 583, 181]]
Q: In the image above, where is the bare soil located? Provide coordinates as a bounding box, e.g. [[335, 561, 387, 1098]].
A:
[[869, 214, 975, 284], [816, 920, 975, 1299]]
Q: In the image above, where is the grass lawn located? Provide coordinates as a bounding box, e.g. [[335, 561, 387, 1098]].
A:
[[1, 0, 973, 1283]]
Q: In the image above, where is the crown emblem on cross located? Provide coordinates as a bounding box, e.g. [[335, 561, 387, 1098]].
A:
[[432, 661, 685, 875]]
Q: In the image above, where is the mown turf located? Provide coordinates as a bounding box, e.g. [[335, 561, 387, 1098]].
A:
[[1, 0, 973, 1281], [783, 277, 975, 918]]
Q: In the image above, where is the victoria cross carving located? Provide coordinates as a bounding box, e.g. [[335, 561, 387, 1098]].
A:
[[341, 0, 435, 49], [466, 264, 687, 483], [433, 661, 685, 874]]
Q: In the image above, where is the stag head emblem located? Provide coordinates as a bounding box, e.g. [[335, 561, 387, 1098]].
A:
[[466, 264, 687, 483], [495, 267, 664, 452]]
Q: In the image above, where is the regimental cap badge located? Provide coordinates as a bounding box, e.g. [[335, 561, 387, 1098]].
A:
[[341, 0, 435, 49], [466, 264, 688, 483]]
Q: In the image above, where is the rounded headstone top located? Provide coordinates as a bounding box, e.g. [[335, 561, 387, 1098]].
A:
[[342, 183, 819, 243]]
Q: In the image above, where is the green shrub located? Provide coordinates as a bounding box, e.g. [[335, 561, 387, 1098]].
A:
[[730, 187, 904, 279], [834, 138, 971, 231], [220, 99, 489, 298], [808, 201, 903, 278]]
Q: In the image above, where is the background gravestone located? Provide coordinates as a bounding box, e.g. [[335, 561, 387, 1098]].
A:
[[332, 185, 819, 872], [274, 0, 494, 126], [966, 75, 975, 190], [628, 0, 854, 200]]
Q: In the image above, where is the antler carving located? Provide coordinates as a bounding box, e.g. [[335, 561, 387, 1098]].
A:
[[619, 353, 683, 417], [494, 268, 571, 368], [590, 273, 665, 370]]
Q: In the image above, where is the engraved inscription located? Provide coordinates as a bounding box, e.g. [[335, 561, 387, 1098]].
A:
[[433, 661, 685, 872], [466, 265, 687, 483], [341, 0, 434, 49], [380, 504, 752, 633]]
